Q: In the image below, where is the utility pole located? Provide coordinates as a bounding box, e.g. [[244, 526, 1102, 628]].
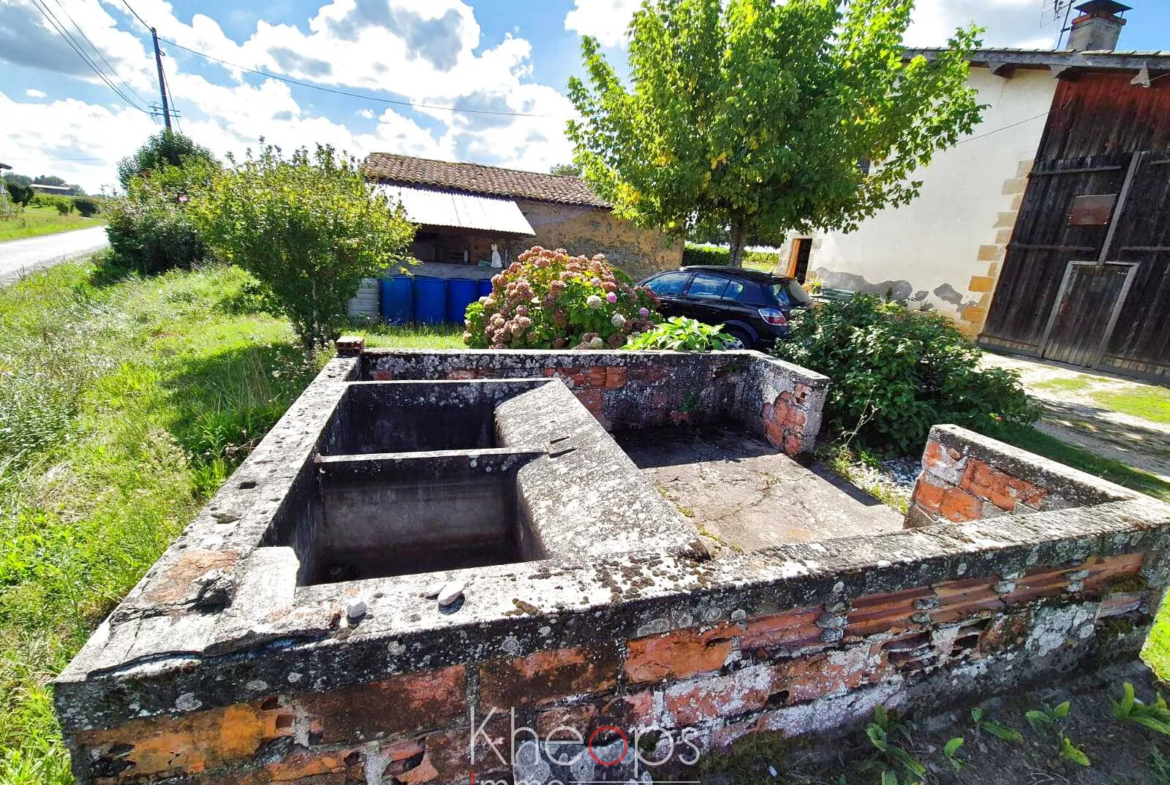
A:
[[151, 27, 172, 131]]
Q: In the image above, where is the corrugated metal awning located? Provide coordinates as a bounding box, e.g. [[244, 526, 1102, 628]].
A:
[[377, 184, 536, 236]]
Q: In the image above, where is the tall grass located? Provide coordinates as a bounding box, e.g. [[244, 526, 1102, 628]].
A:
[[0, 260, 326, 782]]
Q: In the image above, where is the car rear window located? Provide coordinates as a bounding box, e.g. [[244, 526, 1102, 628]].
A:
[[644, 272, 690, 296], [769, 280, 812, 307], [687, 273, 728, 299]]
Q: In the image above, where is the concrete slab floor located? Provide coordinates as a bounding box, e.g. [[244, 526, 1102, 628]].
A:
[[615, 425, 904, 554]]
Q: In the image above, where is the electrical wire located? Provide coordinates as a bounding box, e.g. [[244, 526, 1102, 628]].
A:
[[48, 0, 152, 110], [28, 0, 151, 113], [161, 65, 182, 132], [120, 0, 150, 30], [159, 37, 577, 119]]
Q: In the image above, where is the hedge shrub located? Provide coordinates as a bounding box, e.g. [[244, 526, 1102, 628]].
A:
[[683, 244, 781, 269], [72, 196, 100, 217], [464, 247, 660, 349], [773, 295, 1038, 454]]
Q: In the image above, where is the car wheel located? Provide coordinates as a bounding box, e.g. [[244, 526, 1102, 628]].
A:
[[723, 327, 753, 350]]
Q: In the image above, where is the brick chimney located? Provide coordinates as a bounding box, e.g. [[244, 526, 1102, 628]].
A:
[[1068, 0, 1130, 51]]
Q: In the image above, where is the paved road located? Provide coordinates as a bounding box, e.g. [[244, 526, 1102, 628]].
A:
[[0, 226, 109, 285]]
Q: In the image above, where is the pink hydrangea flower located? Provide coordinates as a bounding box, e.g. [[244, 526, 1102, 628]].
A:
[[606, 292, 618, 304], [639, 307, 650, 318]]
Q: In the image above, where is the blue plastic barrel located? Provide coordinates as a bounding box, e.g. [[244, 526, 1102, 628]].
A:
[[477, 279, 493, 298], [447, 279, 479, 324], [413, 277, 447, 325], [380, 275, 414, 325]]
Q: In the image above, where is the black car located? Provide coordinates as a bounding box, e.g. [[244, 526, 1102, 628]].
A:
[[637, 266, 812, 349]]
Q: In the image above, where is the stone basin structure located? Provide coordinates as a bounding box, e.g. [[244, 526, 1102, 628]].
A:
[[56, 340, 1170, 785]]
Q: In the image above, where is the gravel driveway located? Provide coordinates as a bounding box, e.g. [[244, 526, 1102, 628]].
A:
[[0, 226, 109, 285]]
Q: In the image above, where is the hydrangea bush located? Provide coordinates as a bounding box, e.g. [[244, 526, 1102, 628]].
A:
[[464, 247, 660, 349]]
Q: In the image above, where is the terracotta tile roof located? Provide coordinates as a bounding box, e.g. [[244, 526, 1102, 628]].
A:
[[363, 153, 610, 208]]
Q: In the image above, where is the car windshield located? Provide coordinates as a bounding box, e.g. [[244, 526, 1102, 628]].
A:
[[769, 279, 811, 307]]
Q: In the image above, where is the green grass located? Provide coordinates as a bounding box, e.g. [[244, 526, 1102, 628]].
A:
[[1094, 386, 1170, 427], [357, 321, 466, 349], [997, 424, 1170, 504], [0, 257, 457, 783], [0, 205, 105, 242], [1032, 377, 1092, 393]]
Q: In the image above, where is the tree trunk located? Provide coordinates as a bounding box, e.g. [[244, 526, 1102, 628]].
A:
[[728, 220, 747, 268]]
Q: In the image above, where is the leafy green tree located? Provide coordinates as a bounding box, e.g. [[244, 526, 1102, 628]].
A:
[[568, 0, 984, 266], [549, 162, 582, 177], [5, 181, 34, 208], [194, 144, 415, 349], [118, 130, 218, 190]]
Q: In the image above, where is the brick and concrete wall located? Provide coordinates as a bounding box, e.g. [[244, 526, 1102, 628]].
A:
[[905, 424, 1137, 528], [364, 349, 828, 457], [54, 351, 1170, 785]]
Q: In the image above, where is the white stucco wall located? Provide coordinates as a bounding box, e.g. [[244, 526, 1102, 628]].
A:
[[806, 67, 1057, 330]]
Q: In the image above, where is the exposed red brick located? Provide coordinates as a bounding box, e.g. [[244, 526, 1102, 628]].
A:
[[446, 369, 478, 380], [664, 667, 776, 727], [960, 460, 1047, 511], [584, 366, 609, 387], [764, 420, 786, 448], [1003, 568, 1072, 606], [372, 369, 393, 381], [1082, 552, 1146, 593], [479, 642, 620, 709], [626, 624, 735, 683], [846, 587, 932, 638], [783, 434, 802, 456], [922, 441, 948, 473], [575, 389, 603, 412], [535, 692, 655, 736], [76, 699, 297, 781], [979, 610, 1034, 655], [773, 650, 867, 704], [605, 367, 628, 388], [761, 403, 774, 421], [740, 607, 823, 652], [299, 666, 466, 744], [938, 486, 982, 522], [911, 476, 947, 515], [1098, 592, 1146, 619], [930, 578, 1004, 625]]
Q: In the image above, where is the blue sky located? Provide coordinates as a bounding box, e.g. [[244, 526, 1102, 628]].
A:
[[2, 0, 1167, 193]]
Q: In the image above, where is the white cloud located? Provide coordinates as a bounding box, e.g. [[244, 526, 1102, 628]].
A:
[[564, 0, 640, 48], [1, 0, 579, 190], [25, 88, 46, 98], [562, 0, 1064, 50]]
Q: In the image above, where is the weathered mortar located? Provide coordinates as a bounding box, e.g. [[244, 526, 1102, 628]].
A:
[[53, 344, 1170, 785]]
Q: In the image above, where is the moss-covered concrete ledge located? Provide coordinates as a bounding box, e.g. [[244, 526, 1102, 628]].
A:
[[52, 344, 1170, 785]]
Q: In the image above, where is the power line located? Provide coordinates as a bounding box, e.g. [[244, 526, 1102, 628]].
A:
[[160, 37, 576, 119], [48, 0, 152, 109], [161, 64, 183, 133], [28, 0, 150, 113], [120, 0, 150, 30]]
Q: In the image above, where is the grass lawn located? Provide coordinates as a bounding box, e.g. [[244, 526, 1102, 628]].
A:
[[1095, 385, 1170, 427], [0, 205, 105, 242], [997, 424, 1170, 504], [0, 257, 458, 783]]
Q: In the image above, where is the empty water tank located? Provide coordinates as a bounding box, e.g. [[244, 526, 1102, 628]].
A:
[[447, 279, 479, 324], [413, 277, 447, 325], [380, 275, 413, 325]]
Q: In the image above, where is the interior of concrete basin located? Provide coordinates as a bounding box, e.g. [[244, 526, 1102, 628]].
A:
[[290, 379, 551, 585], [616, 425, 904, 551]]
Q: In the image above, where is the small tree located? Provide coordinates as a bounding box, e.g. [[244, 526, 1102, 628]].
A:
[[118, 130, 218, 190], [5, 181, 33, 208], [568, 0, 984, 266], [549, 162, 582, 177], [195, 144, 415, 349]]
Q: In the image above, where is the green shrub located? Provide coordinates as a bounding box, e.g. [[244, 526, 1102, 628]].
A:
[[72, 197, 100, 217], [683, 244, 780, 269], [5, 182, 33, 208], [773, 295, 1038, 454], [194, 144, 414, 349], [624, 316, 737, 351], [464, 247, 659, 349]]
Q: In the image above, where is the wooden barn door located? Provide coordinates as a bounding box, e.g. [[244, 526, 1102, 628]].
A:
[[1040, 262, 1136, 367], [983, 150, 1170, 378]]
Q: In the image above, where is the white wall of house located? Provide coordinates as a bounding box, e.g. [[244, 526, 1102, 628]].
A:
[[805, 66, 1058, 333]]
